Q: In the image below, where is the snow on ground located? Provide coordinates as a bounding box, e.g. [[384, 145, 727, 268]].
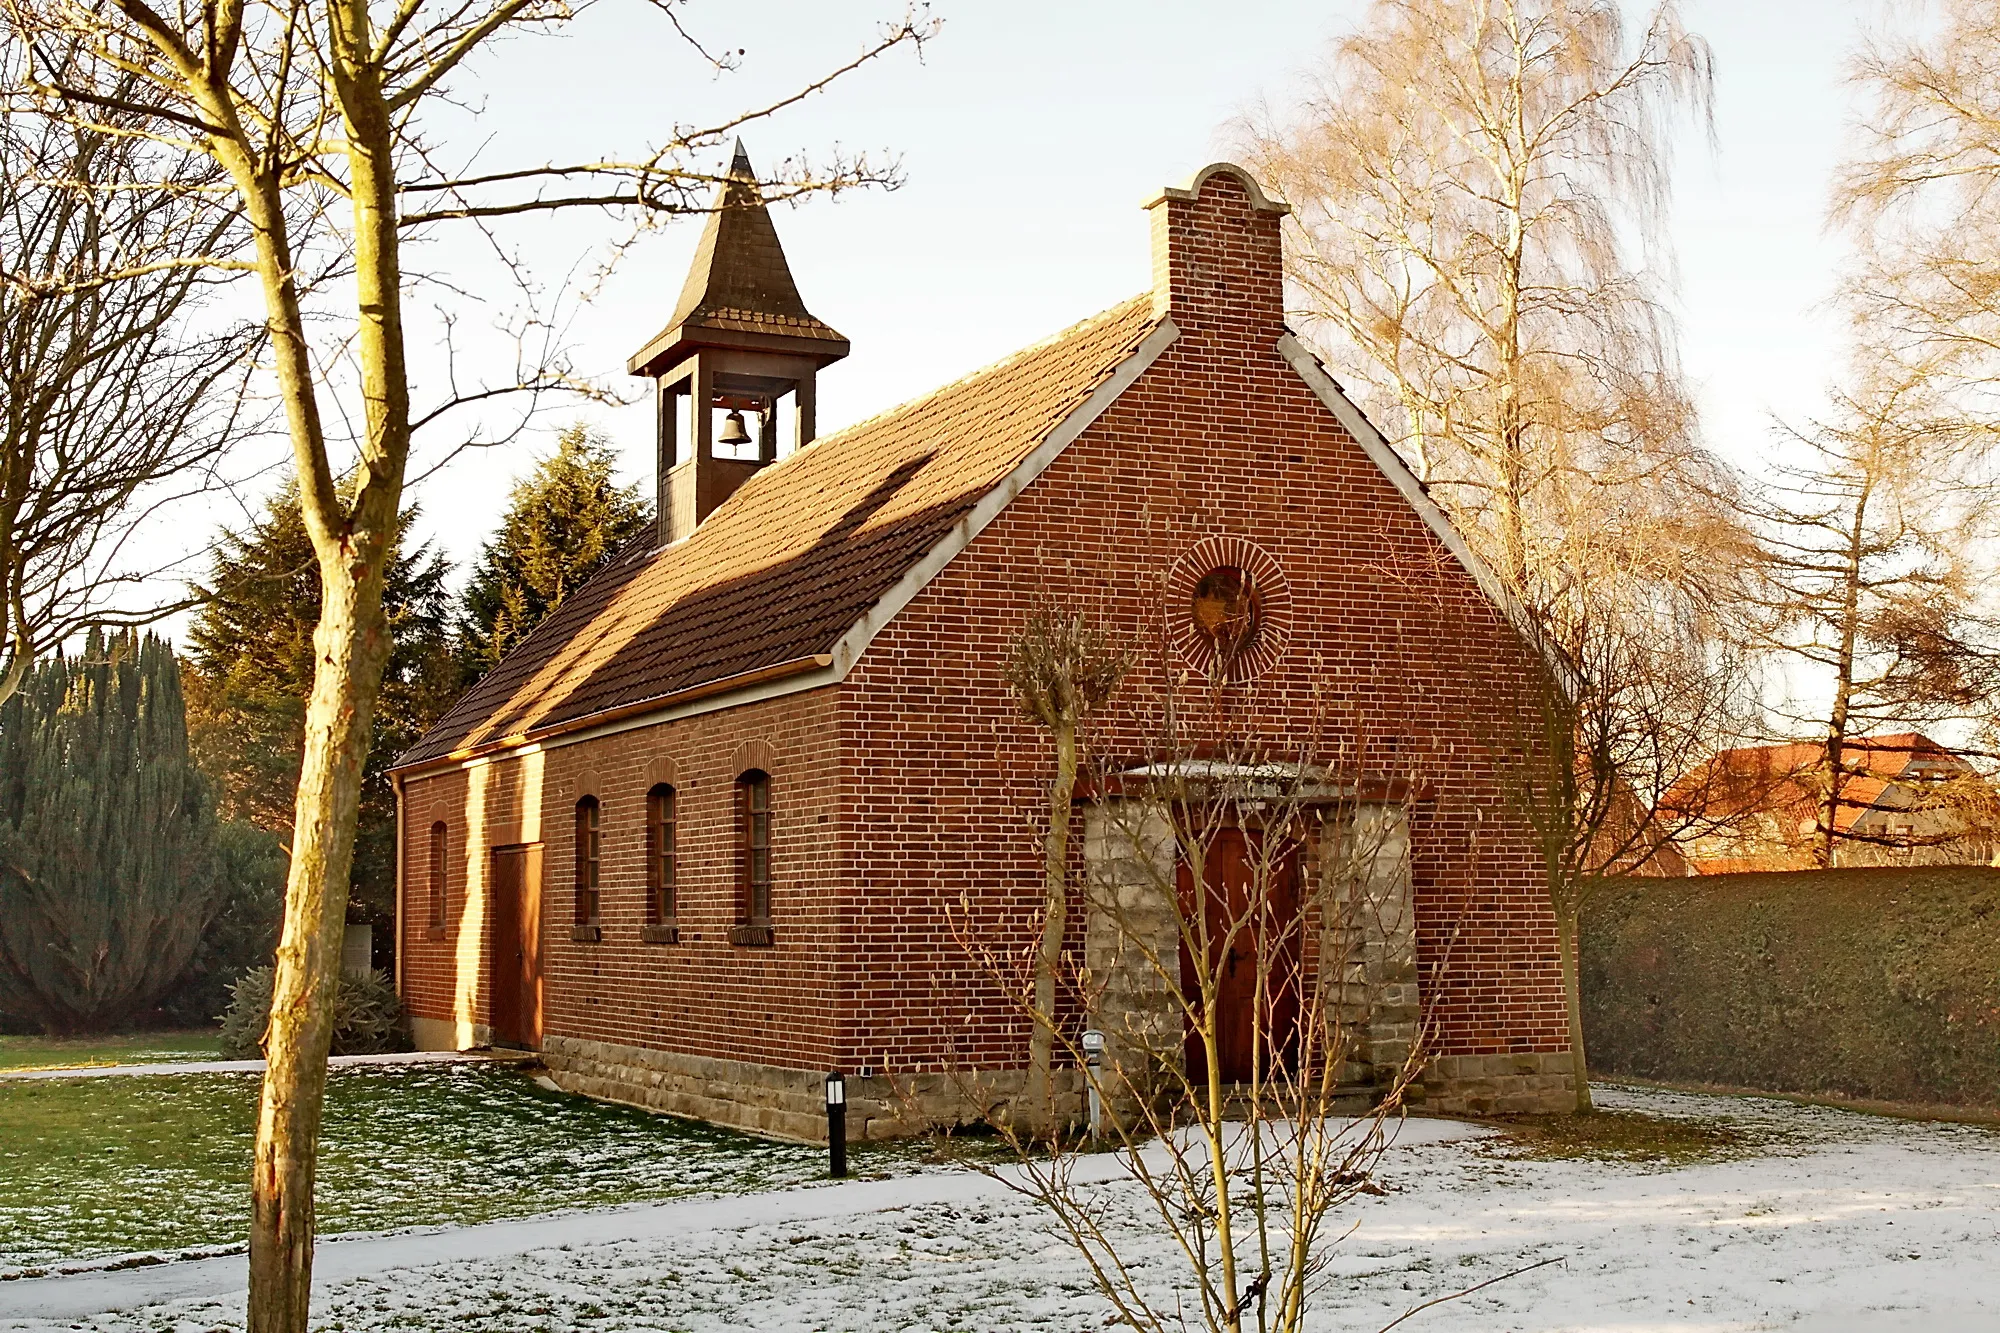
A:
[[5, 1085, 1998, 1332]]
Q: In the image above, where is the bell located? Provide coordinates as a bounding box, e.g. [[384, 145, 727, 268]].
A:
[[717, 410, 752, 447]]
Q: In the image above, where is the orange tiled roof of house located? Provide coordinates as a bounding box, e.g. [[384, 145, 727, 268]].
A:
[[398, 296, 1162, 768], [1666, 732, 1972, 835]]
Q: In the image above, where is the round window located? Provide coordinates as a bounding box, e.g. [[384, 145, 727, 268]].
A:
[[1190, 565, 1259, 659], [1167, 537, 1292, 683]]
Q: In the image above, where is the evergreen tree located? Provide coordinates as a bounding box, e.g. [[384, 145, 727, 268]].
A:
[[184, 485, 458, 954], [459, 424, 652, 680], [0, 632, 223, 1032]]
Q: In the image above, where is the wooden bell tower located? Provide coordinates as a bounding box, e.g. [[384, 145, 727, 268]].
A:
[[627, 141, 849, 545]]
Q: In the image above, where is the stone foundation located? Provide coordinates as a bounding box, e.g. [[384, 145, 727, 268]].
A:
[[540, 1035, 1075, 1143], [1418, 1051, 1575, 1115]]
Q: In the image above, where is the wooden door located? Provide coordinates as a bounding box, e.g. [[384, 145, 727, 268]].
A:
[[1179, 826, 1302, 1086], [487, 845, 543, 1048]]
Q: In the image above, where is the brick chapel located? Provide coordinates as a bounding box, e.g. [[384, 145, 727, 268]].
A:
[[391, 147, 1575, 1139]]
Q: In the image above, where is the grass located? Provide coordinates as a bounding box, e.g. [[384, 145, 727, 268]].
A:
[[0, 1061, 845, 1274], [1477, 1107, 1759, 1165], [0, 1030, 224, 1071]]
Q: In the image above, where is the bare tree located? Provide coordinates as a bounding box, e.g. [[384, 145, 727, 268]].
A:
[[1004, 603, 1129, 1132], [918, 616, 1473, 1333], [1494, 587, 1757, 1111], [0, 35, 255, 705], [1241, 0, 1730, 638], [0, 8, 930, 1330], [1834, 0, 2000, 448], [1244, 3, 1759, 1114], [1741, 367, 2000, 867]]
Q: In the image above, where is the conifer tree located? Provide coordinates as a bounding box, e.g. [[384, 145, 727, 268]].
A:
[[184, 487, 457, 948], [0, 632, 222, 1032], [459, 425, 652, 681]]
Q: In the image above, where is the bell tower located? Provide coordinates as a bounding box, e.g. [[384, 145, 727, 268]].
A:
[[627, 142, 849, 545]]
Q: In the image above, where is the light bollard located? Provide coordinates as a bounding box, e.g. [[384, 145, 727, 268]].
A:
[[825, 1071, 847, 1178], [1080, 1029, 1105, 1140]]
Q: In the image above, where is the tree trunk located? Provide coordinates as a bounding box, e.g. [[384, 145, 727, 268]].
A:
[[1555, 897, 1593, 1114], [1024, 717, 1077, 1131], [247, 570, 391, 1333], [245, 19, 411, 1327], [1821, 480, 1872, 869]]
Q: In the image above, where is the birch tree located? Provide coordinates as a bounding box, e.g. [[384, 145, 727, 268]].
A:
[[1834, 0, 2000, 446], [0, 9, 928, 1330], [1242, 0, 1729, 637], [1726, 0, 2000, 866], [1245, 0, 1747, 1114]]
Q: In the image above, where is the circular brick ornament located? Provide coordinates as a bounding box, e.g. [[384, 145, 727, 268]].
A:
[[1168, 535, 1292, 682]]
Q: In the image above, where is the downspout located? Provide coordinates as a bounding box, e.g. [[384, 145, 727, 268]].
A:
[[392, 772, 406, 996]]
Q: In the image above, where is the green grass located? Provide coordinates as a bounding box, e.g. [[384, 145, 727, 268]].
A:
[[0, 1030, 224, 1071], [0, 1062, 836, 1274]]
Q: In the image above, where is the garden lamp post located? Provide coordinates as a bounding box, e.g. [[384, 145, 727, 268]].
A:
[[1081, 1029, 1105, 1139], [826, 1071, 847, 1178]]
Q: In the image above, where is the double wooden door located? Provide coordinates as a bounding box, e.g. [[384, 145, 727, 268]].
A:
[[1178, 826, 1303, 1086], [487, 845, 543, 1049]]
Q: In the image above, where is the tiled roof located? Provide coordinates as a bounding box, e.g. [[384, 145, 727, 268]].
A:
[[1665, 732, 1972, 834], [397, 296, 1162, 769]]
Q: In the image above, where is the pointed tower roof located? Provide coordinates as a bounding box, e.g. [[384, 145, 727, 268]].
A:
[[627, 142, 849, 376]]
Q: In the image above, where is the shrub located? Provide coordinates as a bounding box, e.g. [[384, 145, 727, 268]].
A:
[[218, 966, 411, 1059]]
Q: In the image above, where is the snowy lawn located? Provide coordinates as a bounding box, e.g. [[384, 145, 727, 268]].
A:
[[0, 1062, 838, 1274], [6, 1084, 1998, 1331]]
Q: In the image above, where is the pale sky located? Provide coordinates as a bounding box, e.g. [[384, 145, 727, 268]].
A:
[[206, 0, 1881, 586]]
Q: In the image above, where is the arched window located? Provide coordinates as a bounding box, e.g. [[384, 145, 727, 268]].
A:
[[733, 770, 772, 944], [574, 796, 601, 927], [645, 784, 677, 926], [427, 821, 448, 932]]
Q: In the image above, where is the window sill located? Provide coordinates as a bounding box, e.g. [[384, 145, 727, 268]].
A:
[[570, 924, 602, 943], [640, 923, 680, 944], [423, 926, 446, 942], [729, 924, 774, 948]]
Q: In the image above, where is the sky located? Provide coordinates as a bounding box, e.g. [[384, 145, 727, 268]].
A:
[[198, 0, 1882, 586]]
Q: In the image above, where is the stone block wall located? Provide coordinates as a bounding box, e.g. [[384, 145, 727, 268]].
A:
[[1319, 803, 1420, 1090], [1082, 800, 1184, 1126]]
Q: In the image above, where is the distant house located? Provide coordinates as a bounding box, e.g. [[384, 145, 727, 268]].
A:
[[1668, 733, 1998, 873]]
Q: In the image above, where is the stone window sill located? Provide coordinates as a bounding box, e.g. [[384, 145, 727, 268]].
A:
[[570, 924, 602, 943], [729, 924, 774, 948], [640, 923, 680, 944], [423, 926, 446, 941]]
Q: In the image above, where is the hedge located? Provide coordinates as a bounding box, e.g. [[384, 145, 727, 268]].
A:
[[1581, 865, 2000, 1109]]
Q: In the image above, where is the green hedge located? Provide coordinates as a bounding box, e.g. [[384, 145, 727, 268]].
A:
[[1581, 866, 2000, 1108]]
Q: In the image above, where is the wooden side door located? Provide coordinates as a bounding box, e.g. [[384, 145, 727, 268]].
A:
[[487, 845, 543, 1049], [1180, 826, 1303, 1086]]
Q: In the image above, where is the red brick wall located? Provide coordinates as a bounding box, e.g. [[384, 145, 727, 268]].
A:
[[835, 167, 1565, 1071], [400, 686, 848, 1069], [400, 165, 1566, 1081]]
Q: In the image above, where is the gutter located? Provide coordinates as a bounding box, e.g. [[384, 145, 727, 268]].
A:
[[388, 652, 835, 781]]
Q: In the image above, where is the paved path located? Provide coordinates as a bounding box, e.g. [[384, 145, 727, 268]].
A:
[[0, 1049, 531, 1082], [0, 1120, 1484, 1324]]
